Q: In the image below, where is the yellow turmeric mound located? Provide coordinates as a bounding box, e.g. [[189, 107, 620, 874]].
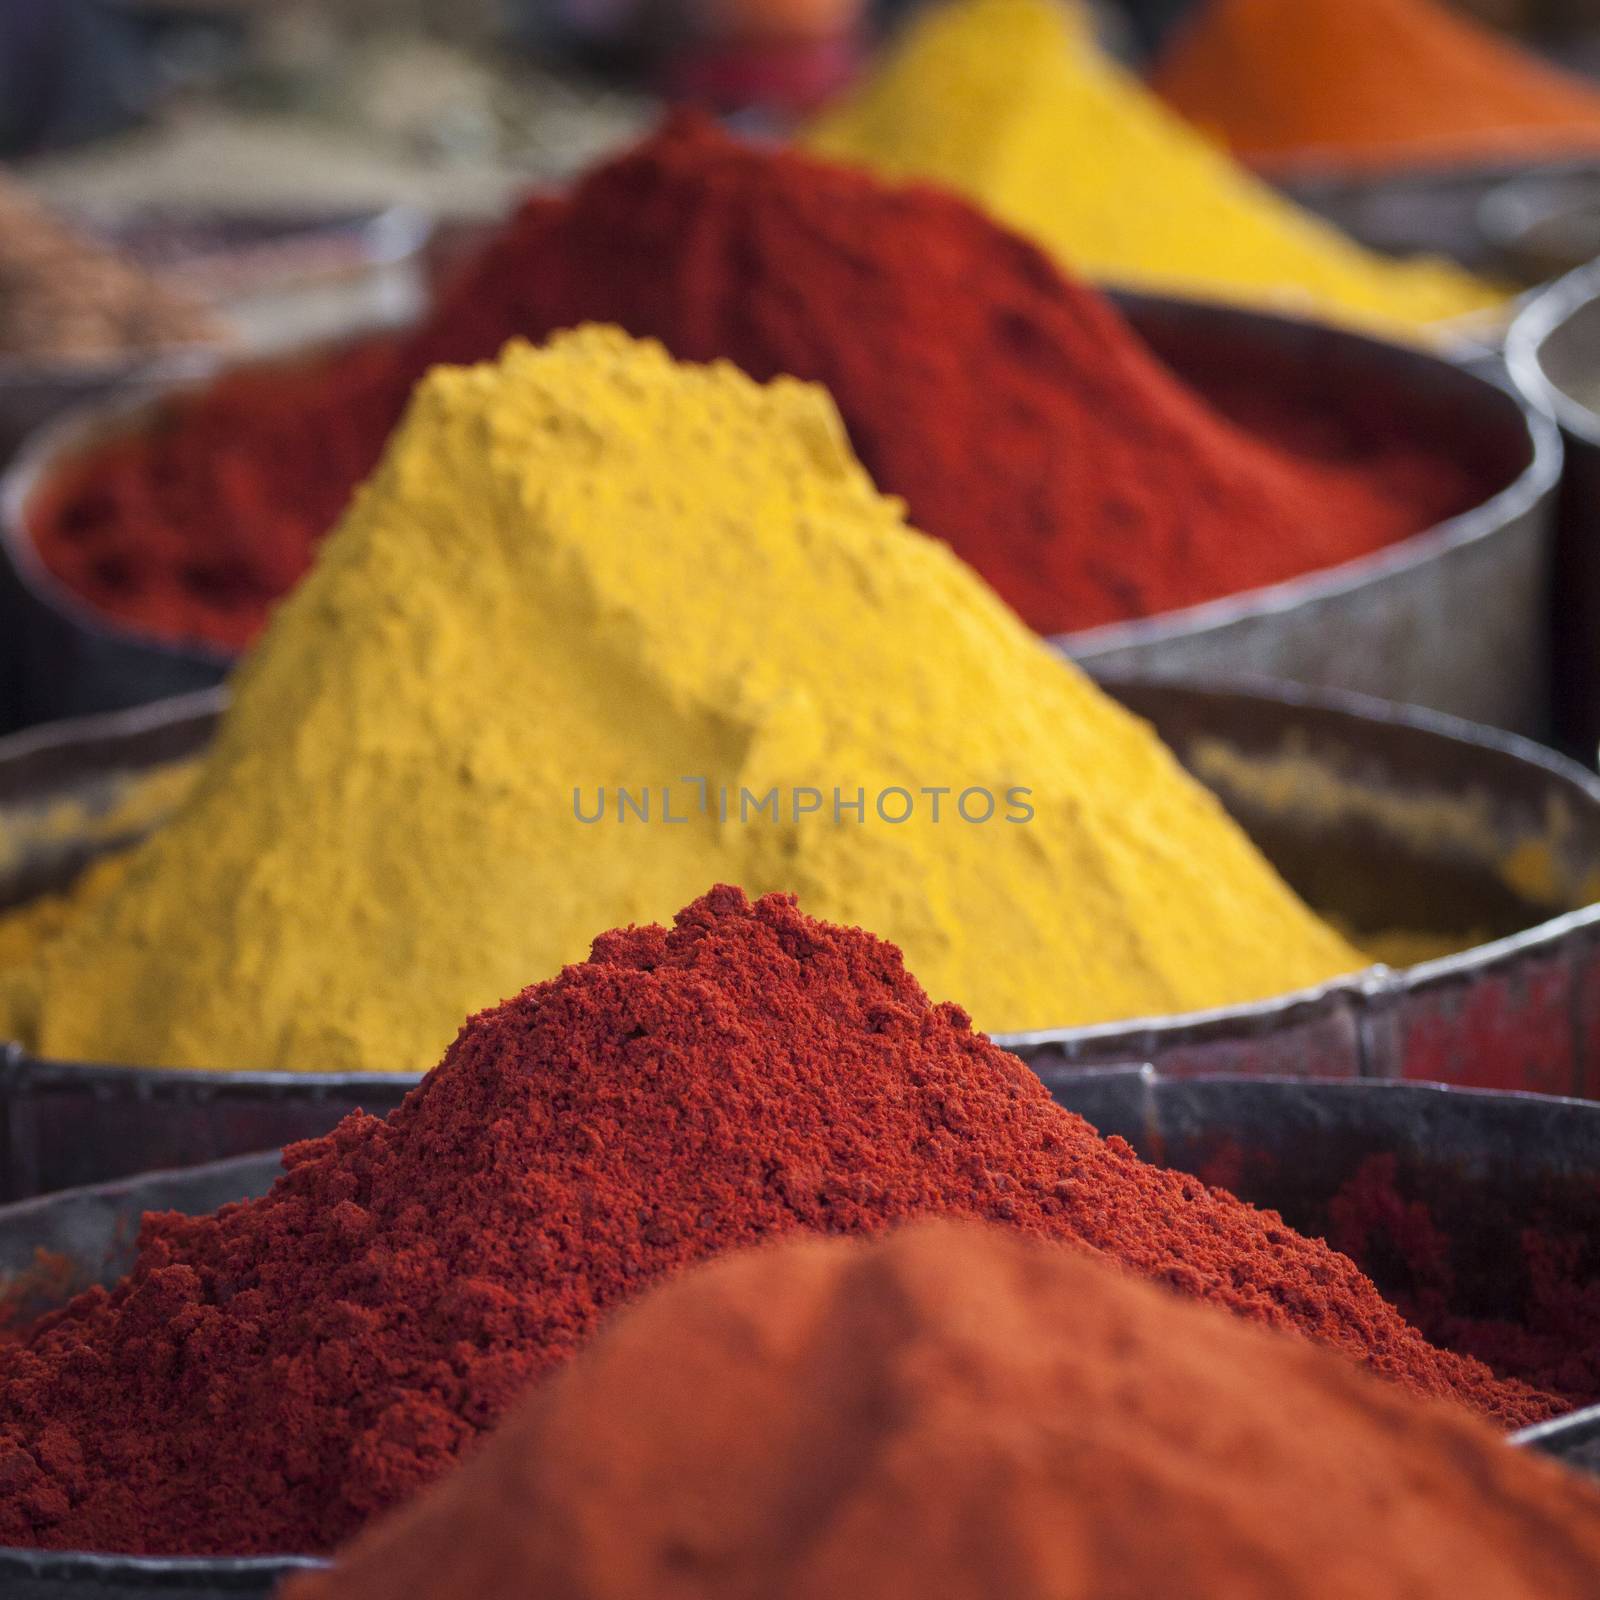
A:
[[0, 327, 1360, 1071], [805, 0, 1503, 339]]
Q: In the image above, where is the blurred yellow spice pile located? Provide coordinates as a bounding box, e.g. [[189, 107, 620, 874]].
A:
[[805, 0, 1502, 339], [0, 327, 1360, 1072]]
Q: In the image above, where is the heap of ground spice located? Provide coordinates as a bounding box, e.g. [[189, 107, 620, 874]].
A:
[[1154, 0, 1600, 177], [282, 1222, 1600, 1600], [0, 327, 1365, 1068], [0, 177, 224, 362], [0, 891, 1567, 1556], [804, 0, 1503, 336], [28, 114, 1487, 651]]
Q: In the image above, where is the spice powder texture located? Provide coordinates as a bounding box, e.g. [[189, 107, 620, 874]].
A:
[[1154, 0, 1600, 175], [0, 890, 1562, 1557], [281, 1222, 1600, 1600], [0, 327, 1361, 1070]]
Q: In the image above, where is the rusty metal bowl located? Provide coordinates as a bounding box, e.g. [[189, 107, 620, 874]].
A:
[[1506, 262, 1600, 753], [0, 1068, 1594, 1589], [2, 675, 1600, 1197], [0, 293, 1560, 736]]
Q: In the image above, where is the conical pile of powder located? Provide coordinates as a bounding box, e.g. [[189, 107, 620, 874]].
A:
[[282, 1223, 1600, 1600], [805, 0, 1502, 336], [1155, 0, 1600, 175], [0, 891, 1563, 1556], [0, 326, 1360, 1071]]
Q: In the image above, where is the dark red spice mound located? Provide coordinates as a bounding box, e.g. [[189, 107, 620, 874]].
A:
[[30, 114, 1487, 652], [0, 888, 1562, 1557]]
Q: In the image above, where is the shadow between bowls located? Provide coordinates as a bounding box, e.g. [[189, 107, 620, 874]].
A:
[[0, 291, 1561, 738], [4, 674, 1600, 1197], [0, 1068, 1596, 1592]]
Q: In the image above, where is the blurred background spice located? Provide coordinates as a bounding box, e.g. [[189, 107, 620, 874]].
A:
[[22, 117, 1497, 653], [805, 0, 1506, 336], [1154, 0, 1600, 175], [0, 177, 224, 363]]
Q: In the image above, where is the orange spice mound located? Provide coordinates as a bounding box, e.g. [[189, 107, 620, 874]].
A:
[[1154, 0, 1600, 174], [283, 1222, 1600, 1600]]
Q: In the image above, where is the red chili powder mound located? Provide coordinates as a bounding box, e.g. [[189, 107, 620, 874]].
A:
[[29, 113, 1486, 652], [281, 1223, 1600, 1600], [0, 888, 1563, 1557]]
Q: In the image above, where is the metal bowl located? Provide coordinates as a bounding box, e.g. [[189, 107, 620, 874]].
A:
[[0, 203, 432, 736], [1505, 264, 1600, 754], [1517, 1405, 1600, 1475], [78, 205, 431, 356], [1480, 165, 1600, 285], [0, 1152, 320, 1597], [0, 349, 225, 734], [1012, 673, 1600, 1093], [1276, 158, 1582, 279], [2, 674, 1600, 1195], [0, 388, 241, 734], [0, 348, 221, 474], [0, 1069, 1592, 1590], [1064, 296, 1561, 737], [0, 292, 1560, 735]]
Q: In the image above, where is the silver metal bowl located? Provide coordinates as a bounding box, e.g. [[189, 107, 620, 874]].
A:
[[0, 1148, 318, 1594], [2, 675, 1600, 1197], [75, 203, 431, 360], [0, 1068, 1592, 1590], [0, 201, 433, 736], [0, 389, 241, 734], [0, 292, 1561, 735], [1480, 165, 1600, 284], [1506, 263, 1600, 753], [0, 349, 225, 733], [1064, 296, 1561, 736]]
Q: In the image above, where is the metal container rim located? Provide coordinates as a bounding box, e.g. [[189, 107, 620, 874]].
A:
[[0, 202, 428, 393], [0, 312, 419, 668], [1268, 146, 1600, 192], [0, 345, 223, 392], [1505, 258, 1600, 449], [1003, 669, 1600, 1055], [1513, 1401, 1600, 1451]]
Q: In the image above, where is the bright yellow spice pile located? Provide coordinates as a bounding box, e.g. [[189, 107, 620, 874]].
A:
[[805, 0, 1503, 339], [0, 327, 1361, 1071]]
